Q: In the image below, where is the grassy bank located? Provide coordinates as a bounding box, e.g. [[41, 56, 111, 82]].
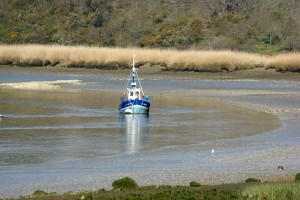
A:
[[0, 45, 300, 73], [9, 178, 300, 200]]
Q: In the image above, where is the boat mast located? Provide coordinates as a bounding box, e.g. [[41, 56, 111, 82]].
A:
[[132, 55, 145, 96], [131, 55, 137, 88]]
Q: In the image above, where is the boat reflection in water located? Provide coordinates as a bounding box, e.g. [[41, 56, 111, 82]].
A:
[[119, 114, 150, 154]]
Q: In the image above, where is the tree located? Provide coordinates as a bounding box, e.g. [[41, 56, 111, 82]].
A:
[[94, 14, 104, 27]]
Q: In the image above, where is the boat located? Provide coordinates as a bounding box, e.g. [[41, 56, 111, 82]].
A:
[[119, 56, 151, 114]]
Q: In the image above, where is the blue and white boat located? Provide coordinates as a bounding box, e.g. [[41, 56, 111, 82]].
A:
[[119, 56, 151, 114]]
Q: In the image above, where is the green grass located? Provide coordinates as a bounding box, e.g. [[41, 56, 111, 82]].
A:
[[242, 182, 300, 200], [11, 180, 300, 200]]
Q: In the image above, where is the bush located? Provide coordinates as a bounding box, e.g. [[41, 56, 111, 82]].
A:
[[112, 177, 138, 190], [154, 17, 163, 24], [32, 190, 48, 196], [277, 166, 284, 170], [245, 178, 261, 183], [190, 181, 201, 187], [295, 173, 300, 181], [94, 14, 104, 27], [85, 192, 93, 200]]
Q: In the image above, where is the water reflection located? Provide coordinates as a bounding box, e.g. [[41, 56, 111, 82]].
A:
[[119, 114, 150, 154]]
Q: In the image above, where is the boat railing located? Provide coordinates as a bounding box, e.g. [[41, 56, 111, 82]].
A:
[[120, 96, 126, 102], [143, 96, 153, 101]]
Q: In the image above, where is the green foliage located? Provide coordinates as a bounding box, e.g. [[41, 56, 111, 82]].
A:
[[32, 190, 48, 196], [112, 177, 138, 190], [295, 173, 300, 181], [262, 36, 270, 44], [245, 178, 261, 183], [10, 182, 300, 200], [190, 20, 204, 42], [254, 43, 281, 55], [274, 4, 289, 20], [242, 182, 300, 199], [190, 181, 201, 187], [277, 166, 284, 170], [48, 192, 57, 196], [0, 0, 299, 52], [94, 14, 104, 27], [153, 17, 163, 24], [103, 38, 116, 47], [15, 0, 36, 7], [226, 14, 244, 24], [0, 26, 6, 38], [85, 0, 92, 7], [85, 192, 93, 200]]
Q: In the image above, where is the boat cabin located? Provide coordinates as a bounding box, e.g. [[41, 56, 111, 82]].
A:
[[127, 83, 141, 100]]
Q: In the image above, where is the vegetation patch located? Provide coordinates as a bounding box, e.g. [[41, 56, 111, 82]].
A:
[[242, 182, 300, 199], [190, 181, 201, 187], [295, 173, 300, 181], [112, 177, 138, 190], [32, 190, 48, 196], [0, 45, 299, 73], [245, 178, 261, 183], [0, 0, 300, 54], [5, 180, 300, 200]]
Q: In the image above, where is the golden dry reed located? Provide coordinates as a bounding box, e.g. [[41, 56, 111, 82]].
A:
[[0, 44, 299, 72]]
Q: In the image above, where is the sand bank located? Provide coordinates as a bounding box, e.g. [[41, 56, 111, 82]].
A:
[[0, 80, 84, 90]]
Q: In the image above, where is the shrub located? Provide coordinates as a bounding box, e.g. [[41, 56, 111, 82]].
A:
[[94, 14, 104, 27], [245, 178, 261, 183], [85, 0, 92, 7], [277, 166, 284, 170], [295, 173, 300, 181], [112, 177, 138, 190], [49, 192, 57, 196], [190, 181, 201, 187], [154, 17, 163, 24], [32, 190, 48, 196], [85, 192, 93, 200]]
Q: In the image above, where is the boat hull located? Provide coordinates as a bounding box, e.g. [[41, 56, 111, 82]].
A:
[[119, 100, 150, 114]]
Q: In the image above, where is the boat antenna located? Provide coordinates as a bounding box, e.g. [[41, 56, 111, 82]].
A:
[[123, 55, 137, 95], [132, 55, 145, 96]]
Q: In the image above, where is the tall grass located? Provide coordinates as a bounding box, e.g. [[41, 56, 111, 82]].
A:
[[242, 182, 300, 199], [0, 44, 299, 72], [266, 53, 300, 72]]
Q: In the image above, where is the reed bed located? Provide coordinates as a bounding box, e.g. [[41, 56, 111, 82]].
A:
[[266, 53, 300, 72], [0, 44, 299, 72]]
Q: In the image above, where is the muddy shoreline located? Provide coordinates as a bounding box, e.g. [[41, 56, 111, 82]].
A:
[[1, 64, 300, 81]]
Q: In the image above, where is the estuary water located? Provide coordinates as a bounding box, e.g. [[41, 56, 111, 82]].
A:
[[1, 69, 299, 197], [0, 71, 282, 167]]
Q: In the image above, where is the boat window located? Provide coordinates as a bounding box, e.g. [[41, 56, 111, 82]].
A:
[[130, 91, 134, 96]]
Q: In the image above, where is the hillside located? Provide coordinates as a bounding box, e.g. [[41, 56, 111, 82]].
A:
[[0, 0, 300, 54]]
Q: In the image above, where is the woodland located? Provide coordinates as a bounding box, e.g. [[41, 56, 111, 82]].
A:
[[1, 0, 300, 54]]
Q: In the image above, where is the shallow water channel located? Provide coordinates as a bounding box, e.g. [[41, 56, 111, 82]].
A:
[[0, 71, 280, 167]]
